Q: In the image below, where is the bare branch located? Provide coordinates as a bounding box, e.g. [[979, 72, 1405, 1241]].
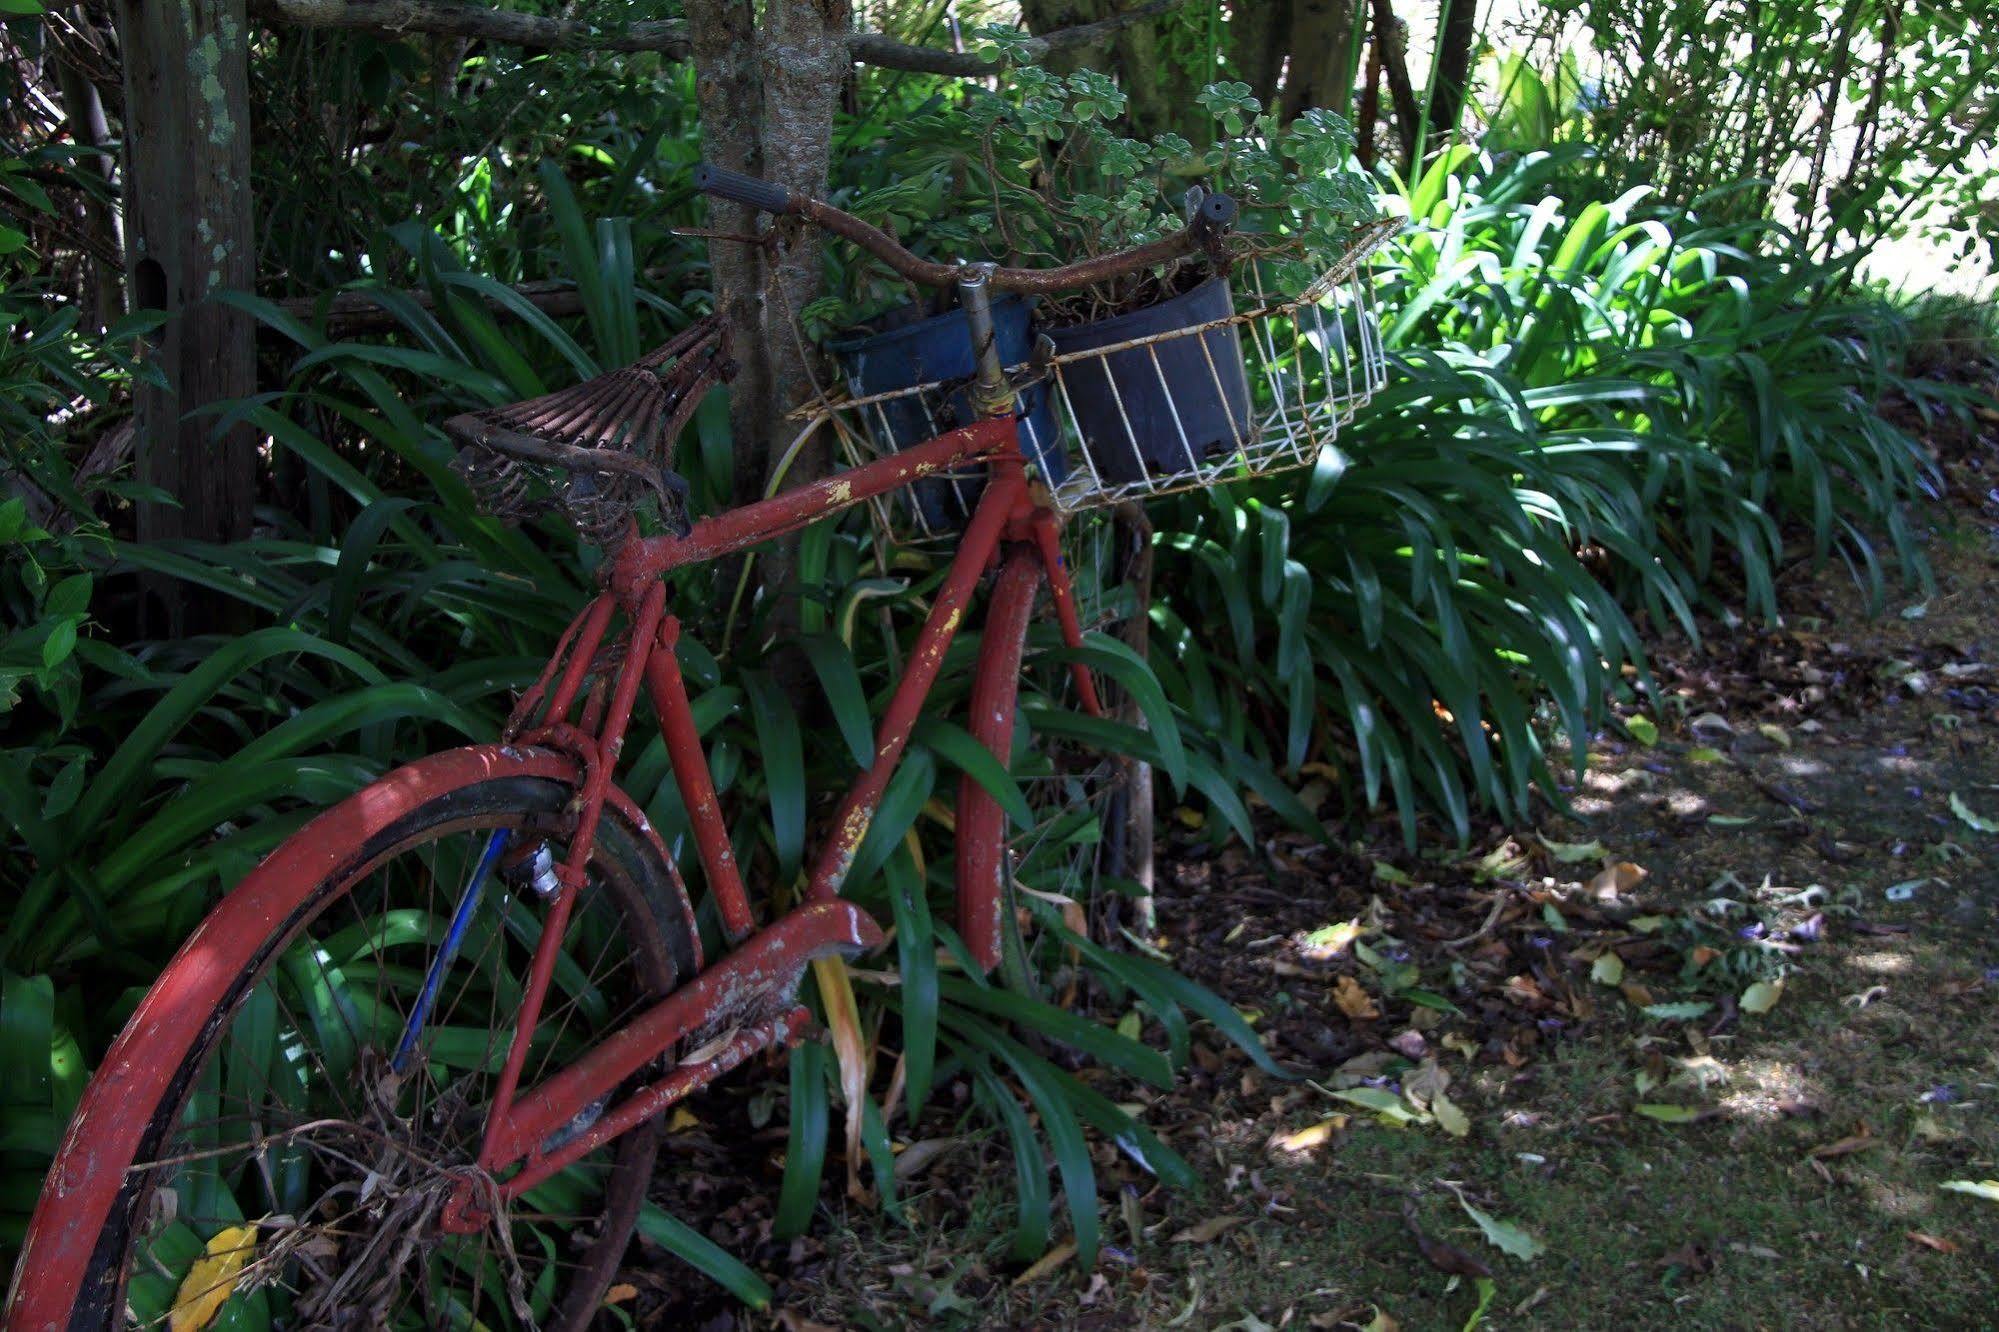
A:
[[850, 0, 1189, 75], [252, 0, 693, 55], [251, 0, 1189, 77]]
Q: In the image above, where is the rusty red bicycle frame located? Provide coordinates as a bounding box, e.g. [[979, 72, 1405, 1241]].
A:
[[447, 411, 1105, 1206]]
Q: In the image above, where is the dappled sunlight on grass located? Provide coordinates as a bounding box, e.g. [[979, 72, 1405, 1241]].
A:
[[1845, 951, 1913, 975], [1716, 1057, 1810, 1122]]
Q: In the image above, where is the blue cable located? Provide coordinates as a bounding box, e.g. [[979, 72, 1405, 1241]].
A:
[[391, 827, 512, 1075]]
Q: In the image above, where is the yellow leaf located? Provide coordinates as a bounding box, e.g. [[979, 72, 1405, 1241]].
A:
[[1273, 1115, 1347, 1153], [1173, 806, 1205, 829], [1011, 1240, 1078, 1285], [1431, 1090, 1471, 1138], [170, 1225, 257, 1331], [810, 955, 872, 1203], [667, 1106, 701, 1133], [1741, 977, 1784, 1014]]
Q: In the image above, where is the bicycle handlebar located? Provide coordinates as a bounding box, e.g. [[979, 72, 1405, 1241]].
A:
[[691, 161, 1235, 296]]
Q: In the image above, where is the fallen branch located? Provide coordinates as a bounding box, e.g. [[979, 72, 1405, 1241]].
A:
[[251, 0, 1186, 77]]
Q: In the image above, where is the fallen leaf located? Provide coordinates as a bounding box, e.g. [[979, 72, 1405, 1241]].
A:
[[1906, 1231, 1960, 1254], [1635, 1103, 1713, 1123], [1940, 1179, 1999, 1202], [604, 1283, 639, 1305], [170, 1225, 257, 1332], [1333, 974, 1380, 1019], [679, 1024, 743, 1065], [1686, 746, 1726, 764], [1360, 1305, 1400, 1332], [1431, 1090, 1471, 1138], [1948, 792, 1999, 834], [1590, 952, 1625, 986], [1302, 919, 1363, 956], [1587, 861, 1648, 901], [892, 1137, 962, 1180], [1172, 1215, 1248, 1244], [1810, 1127, 1876, 1159], [1322, 1086, 1420, 1126], [1624, 714, 1659, 745], [1403, 1201, 1491, 1278], [1273, 1116, 1347, 1153], [1641, 1001, 1713, 1022], [667, 1106, 701, 1133], [1539, 836, 1606, 863], [1012, 1240, 1078, 1285], [1452, 1192, 1545, 1261], [1740, 978, 1784, 1014]]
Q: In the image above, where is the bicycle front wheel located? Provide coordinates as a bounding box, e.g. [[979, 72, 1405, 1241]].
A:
[[13, 746, 697, 1332]]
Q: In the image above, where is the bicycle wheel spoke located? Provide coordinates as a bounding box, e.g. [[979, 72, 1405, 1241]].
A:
[[97, 799, 682, 1331]]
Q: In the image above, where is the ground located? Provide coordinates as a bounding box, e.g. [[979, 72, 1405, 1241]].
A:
[[627, 382, 1999, 1331]]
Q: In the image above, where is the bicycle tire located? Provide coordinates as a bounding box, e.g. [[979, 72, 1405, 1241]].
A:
[[10, 745, 697, 1332]]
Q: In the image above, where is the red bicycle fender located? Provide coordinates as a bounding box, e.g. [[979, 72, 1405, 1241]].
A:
[[5, 744, 663, 1331]]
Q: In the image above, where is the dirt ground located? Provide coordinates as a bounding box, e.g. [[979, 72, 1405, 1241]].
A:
[[630, 385, 1999, 1331]]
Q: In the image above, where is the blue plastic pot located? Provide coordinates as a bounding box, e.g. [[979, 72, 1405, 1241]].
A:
[[1045, 276, 1252, 487], [830, 297, 1064, 530]]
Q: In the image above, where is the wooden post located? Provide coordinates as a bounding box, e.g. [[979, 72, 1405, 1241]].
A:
[[116, 0, 257, 628]]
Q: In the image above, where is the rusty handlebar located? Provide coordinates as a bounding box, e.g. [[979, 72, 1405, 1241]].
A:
[[691, 162, 1235, 296]]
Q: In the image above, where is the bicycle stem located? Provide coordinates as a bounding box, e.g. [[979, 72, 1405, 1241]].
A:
[[958, 264, 1018, 422]]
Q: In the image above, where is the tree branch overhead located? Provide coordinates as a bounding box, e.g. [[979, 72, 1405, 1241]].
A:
[[252, 0, 1187, 76]]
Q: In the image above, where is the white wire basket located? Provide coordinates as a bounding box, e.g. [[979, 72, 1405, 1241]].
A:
[[802, 218, 1400, 532]]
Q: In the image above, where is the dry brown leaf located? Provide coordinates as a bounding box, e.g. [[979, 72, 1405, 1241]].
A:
[[1907, 1231, 1960, 1254], [678, 1025, 742, 1066], [1811, 1125, 1876, 1159], [1333, 975, 1380, 1020], [1012, 1240, 1078, 1286], [1172, 1214, 1248, 1244], [603, 1284, 639, 1306], [1588, 861, 1648, 901]]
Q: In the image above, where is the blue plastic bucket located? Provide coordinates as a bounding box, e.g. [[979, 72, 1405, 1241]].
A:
[[830, 297, 1065, 530], [1044, 277, 1252, 487]]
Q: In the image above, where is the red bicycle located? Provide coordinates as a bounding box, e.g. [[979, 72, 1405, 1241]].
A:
[[10, 165, 1391, 1330]]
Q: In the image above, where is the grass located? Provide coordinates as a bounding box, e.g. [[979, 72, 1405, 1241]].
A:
[[798, 928, 1997, 1330]]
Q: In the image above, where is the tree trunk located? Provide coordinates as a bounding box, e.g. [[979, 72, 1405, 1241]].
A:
[[754, 0, 850, 641], [1276, 0, 1360, 120], [1369, 0, 1420, 173], [115, 0, 258, 632], [1229, 0, 1289, 110], [1024, 0, 1205, 143], [685, 0, 768, 514], [683, 0, 849, 655], [1423, 0, 1478, 157]]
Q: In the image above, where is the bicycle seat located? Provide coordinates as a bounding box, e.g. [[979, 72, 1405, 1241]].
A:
[[446, 315, 733, 542]]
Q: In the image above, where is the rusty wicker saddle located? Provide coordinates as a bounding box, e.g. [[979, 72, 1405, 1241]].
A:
[[446, 314, 733, 546]]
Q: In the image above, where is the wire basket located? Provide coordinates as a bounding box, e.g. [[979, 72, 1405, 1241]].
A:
[[800, 218, 1399, 529]]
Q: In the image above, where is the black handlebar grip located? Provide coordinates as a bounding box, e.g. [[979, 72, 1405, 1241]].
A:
[[1197, 192, 1238, 228], [691, 163, 795, 215]]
